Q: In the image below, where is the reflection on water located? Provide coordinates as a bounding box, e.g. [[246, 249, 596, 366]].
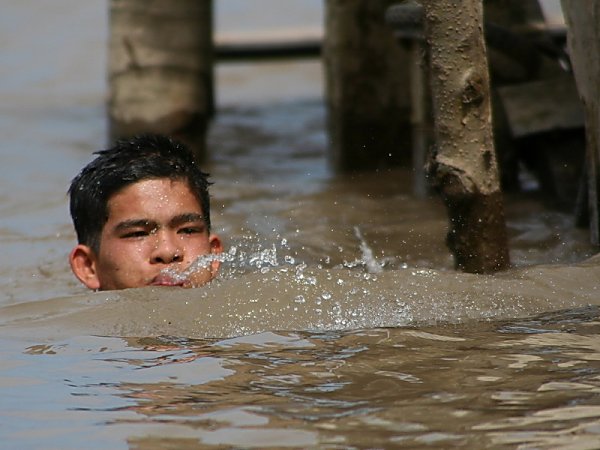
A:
[[3, 307, 600, 449]]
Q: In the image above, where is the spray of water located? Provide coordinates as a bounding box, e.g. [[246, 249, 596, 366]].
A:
[[156, 229, 413, 331], [161, 227, 386, 284], [352, 226, 385, 274]]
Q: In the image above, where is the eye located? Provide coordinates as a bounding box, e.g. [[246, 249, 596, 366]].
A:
[[121, 230, 149, 239], [178, 226, 203, 235]]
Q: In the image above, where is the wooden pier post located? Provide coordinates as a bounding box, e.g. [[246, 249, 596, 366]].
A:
[[323, 0, 412, 171], [561, 1, 600, 246], [108, 0, 214, 162], [385, 1, 432, 197], [422, 0, 510, 273]]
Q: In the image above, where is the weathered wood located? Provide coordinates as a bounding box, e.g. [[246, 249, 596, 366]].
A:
[[498, 75, 584, 138], [561, 0, 600, 245], [108, 0, 214, 162], [485, 0, 568, 195], [323, 0, 412, 171], [385, 1, 560, 197], [423, 0, 510, 273]]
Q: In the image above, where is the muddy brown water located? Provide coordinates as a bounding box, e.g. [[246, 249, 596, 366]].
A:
[[3, 2, 600, 449]]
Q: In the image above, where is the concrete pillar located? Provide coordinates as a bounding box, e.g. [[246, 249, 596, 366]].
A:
[[108, 0, 214, 162], [323, 0, 412, 171]]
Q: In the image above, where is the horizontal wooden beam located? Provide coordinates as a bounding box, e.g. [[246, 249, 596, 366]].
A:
[[214, 39, 321, 61]]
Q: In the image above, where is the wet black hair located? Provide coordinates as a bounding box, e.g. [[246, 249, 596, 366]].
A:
[[68, 134, 212, 253]]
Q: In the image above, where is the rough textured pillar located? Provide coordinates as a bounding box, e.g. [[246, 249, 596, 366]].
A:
[[562, 1, 600, 245], [423, 0, 510, 273], [108, 0, 214, 162], [323, 0, 412, 171]]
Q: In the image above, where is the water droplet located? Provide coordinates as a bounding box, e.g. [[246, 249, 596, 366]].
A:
[[306, 276, 317, 286]]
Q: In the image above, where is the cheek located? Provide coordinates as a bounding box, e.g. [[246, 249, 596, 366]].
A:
[[186, 267, 213, 287], [100, 239, 149, 265], [184, 236, 212, 255]]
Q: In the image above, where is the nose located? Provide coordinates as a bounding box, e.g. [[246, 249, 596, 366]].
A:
[[150, 232, 183, 264]]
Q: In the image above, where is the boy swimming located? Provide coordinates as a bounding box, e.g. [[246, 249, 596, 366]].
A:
[[68, 134, 223, 290]]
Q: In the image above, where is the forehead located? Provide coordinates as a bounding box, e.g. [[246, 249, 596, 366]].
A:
[[107, 178, 203, 219]]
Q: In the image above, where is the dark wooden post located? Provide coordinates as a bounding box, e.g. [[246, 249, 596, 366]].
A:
[[323, 0, 412, 171], [386, 1, 431, 197], [108, 0, 214, 162], [561, 1, 600, 246], [423, 0, 510, 273]]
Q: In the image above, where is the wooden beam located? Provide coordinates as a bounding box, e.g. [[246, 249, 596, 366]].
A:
[[215, 39, 321, 61]]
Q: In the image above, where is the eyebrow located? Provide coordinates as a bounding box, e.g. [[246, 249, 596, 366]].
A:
[[114, 219, 155, 233], [113, 213, 206, 233], [169, 213, 206, 228]]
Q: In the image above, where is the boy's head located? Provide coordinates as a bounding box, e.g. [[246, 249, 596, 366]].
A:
[[68, 134, 222, 291]]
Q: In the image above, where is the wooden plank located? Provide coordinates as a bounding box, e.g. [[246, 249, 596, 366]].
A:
[[498, 75, 584, 138]]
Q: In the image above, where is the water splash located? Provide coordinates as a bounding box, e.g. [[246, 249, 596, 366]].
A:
[[159, 235, 291, 283], [157, 230, 407, 330], [338, 227, 385, 274], [160, 228, 389, 284]]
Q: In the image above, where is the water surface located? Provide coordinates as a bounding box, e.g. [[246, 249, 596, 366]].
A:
[[1, 2, 599, 449]]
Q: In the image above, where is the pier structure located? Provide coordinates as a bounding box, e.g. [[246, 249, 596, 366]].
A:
[[107, 0, 598, 269]]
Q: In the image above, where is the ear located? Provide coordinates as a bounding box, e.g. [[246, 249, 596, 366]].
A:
[[69, 244, 101, 290], [208, 234, 223, 278]]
